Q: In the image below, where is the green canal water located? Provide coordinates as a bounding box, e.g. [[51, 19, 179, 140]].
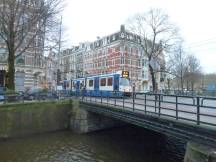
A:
[[0, 126, 185, 162]]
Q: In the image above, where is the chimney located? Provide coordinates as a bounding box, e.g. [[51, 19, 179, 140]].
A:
[[120, 25, 125, 32]]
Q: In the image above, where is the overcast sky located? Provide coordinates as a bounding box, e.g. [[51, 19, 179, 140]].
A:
[[62, 0, 216, 74]]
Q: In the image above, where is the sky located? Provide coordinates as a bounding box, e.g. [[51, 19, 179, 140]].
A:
[[62, 0, 216, 74]]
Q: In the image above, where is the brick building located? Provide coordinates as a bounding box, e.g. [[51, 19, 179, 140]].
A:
[[60, 25, 165, 92]]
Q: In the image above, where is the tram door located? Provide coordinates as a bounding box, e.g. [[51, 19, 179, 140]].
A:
[[94, 77, 99, 91], [75, 81, 80, 91], [113, 74, 119, 91]]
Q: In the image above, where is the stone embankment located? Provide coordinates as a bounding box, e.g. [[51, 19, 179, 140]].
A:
[[0, 99, 122, 139]]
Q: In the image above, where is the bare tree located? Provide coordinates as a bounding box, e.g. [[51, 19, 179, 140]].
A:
[[0, 0, 64, 90], [185, 54, 202, 91], [168, 44, 189, 90], [127, 8, 179, 92]]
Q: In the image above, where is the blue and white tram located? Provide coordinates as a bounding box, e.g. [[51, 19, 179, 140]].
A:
[[63, 71, 132, 97]]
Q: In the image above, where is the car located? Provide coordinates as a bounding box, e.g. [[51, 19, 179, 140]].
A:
[[0, 86, 6, 102], [0, 95, 4, 102], [24, 89, 58, 100]]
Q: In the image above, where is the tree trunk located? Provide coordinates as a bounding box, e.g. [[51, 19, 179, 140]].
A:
[[180, 77, 184, 91], [167, 78, 171, 90], [8, 47, 15, 90], [186, 80, 189, 90], [191, 81, 194, 91], [149, 64, 156, 92], [7, 16, 16, 90]]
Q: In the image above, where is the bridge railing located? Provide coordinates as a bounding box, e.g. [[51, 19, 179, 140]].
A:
[[74, 90, 216, 128]]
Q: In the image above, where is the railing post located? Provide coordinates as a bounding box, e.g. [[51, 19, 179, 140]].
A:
[[107, 95, 109, 106], [193, 97, 196, 105], [114, 91, 116, 107], [144, 93, 147, 113], [123, 95, 125, 109], [85, 90, 87, 101], [158, 94, 161, 116], [201, 98, 204, 106], [176, 96, 178, 120], [133, 91, 135, 111], [197, 97, 200, 125], [101, 91, 102, 104], [155, 95, 157, 113]]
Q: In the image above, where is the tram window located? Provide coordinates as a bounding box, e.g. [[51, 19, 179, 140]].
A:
[[89, 80, 93, 87], [107, 77, 113, 86], [66, 82, 69, 88], [100, 78, 106, 86], [73, 82, 76, 88]]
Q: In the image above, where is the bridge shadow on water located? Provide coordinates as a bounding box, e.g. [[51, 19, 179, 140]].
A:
[[84, 124, 186, 162]]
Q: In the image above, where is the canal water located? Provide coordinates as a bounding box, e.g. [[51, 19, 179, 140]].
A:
[[0, 126, 186, 162]]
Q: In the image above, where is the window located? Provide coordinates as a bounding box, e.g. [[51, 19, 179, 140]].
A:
[[100, 78, 106, 86], [108, 77, 113, 86], [89, 80, 93, 87], [108, 48, 112, 53], [73, 82, 76, 88], [120, 56, 124, 64], [119, 78, 130, 86], [142, 59, 148, 67], [138, 59, 141, 66], [115, 46, 120, 52], [113, 35, 115, 41], [144, 71, 148, 79]]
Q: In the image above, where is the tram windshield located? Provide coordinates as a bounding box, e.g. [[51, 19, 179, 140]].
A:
[[119, 78, 130, 86]]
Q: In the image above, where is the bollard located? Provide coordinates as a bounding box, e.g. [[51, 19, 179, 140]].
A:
[[197, 97, 200, 125]]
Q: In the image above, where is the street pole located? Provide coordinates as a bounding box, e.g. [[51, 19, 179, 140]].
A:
[[56, 15, 62, 88]]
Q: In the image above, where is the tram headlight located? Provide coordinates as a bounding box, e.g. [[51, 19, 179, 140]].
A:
[[124, 87, 130, 92]]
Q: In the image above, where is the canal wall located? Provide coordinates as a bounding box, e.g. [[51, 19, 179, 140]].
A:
[[0, 100, 71, 139], [0, 99, 123, 139], [184, 142, 216, 162], [69, 100, 123, 133]]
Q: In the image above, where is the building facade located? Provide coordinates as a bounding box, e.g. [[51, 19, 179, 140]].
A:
[[0, 46, 45, 91], [41, 51, 58, 90], [59, 25, 161, 92], [0, 32, 45, 91]]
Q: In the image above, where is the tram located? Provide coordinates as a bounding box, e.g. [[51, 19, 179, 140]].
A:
[[62, 71, 132, 97]]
